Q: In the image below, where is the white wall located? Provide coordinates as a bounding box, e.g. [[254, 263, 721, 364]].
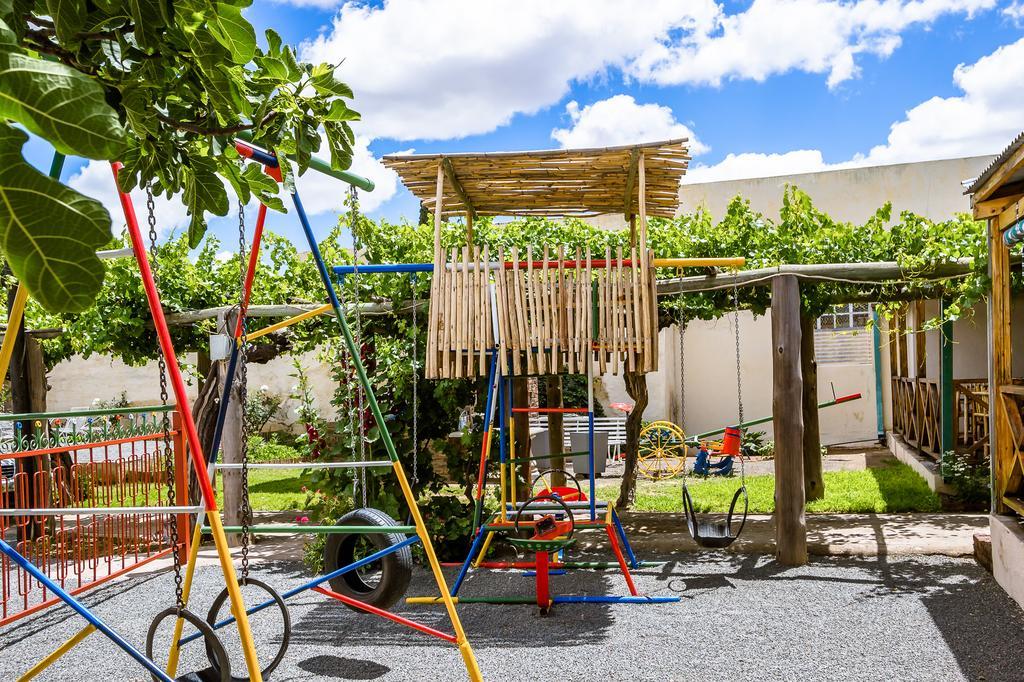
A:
[[678, 156, 994, 223]]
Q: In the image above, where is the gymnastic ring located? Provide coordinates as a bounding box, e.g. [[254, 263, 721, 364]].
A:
[[146, 606, 231, 682], [205, 577, 291, 681]]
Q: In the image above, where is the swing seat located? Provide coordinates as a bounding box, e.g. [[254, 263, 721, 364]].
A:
[[681, 483, 748, 549]]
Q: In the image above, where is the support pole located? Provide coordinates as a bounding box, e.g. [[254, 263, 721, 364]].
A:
[[771, 275, 807, 566], [940, 298, 955, 458], [800, 310, 824, 501]]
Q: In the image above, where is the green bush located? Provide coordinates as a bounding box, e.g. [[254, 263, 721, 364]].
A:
[[941, 450, 990, 508], [246, 435, 302, 463], [418, 494, 494, 562]]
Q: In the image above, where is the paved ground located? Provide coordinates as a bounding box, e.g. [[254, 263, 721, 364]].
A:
[[2, 549, 1023, 682]]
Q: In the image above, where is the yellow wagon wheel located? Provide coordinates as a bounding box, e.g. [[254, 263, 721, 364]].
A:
[[637, 421, 687, 480]]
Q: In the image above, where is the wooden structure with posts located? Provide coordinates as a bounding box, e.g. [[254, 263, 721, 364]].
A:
[[382, 140, 689, 380], [969, 131, 1024, 516]]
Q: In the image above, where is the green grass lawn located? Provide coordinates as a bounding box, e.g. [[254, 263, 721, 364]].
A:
[[597, 460, 941, 514], [214, 469, 306, 511]]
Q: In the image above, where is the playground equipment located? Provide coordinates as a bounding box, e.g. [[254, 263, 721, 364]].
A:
[[187, 139, 481, 681], [362, 139, 746, 610], [6, 155, 265, 682]]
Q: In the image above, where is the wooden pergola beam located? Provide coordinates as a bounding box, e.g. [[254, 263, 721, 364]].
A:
[[623, 148, 639, 219], [442, 157, 475, 219]]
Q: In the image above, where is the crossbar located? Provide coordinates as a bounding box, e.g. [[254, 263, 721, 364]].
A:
[[215, 461, 391, 470], [0, 505, 201, 517], [205, 525, 415, 534]]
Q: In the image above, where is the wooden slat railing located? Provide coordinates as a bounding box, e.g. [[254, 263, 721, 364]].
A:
[[891, 377, 996, 461]]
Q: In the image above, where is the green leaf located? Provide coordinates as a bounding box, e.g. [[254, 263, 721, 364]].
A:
[[46, 0, 87, 45], [184, 157, 229, 247], [127, 0, 167, 49], [207, 3, 256, 64], [324, 99, 360, 122], [311, 71, 354, 99], [0, 51, 127, 159], [0, 125, 110, 313]]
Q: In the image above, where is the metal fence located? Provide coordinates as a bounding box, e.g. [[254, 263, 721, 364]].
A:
[[0, 405, 188, 625]]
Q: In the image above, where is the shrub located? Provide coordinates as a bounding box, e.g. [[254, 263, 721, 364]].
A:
[[246, 434, 302, 463], [941, 450, 990, 508]]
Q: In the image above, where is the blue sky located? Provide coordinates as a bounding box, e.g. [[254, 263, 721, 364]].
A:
[[33, 0, 1024, 250]]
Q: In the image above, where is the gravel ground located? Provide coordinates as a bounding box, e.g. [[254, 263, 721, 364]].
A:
[[2, 552, 1022, 682]]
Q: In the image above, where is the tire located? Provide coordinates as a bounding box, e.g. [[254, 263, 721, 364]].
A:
[[323, 507, 413, 612]]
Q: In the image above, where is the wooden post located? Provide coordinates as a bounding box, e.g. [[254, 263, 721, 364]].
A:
[[25, 337, 46, 413], [466, 211, 474, 246], [545, 376, 566, 488], [512, 377, 531, 501], [914, 300, 927, 378], [988, 216, 1014, 513], [940, 298, 954, 458], [218, 312, 242, 545], [897, 306, 909, 377], [772, 275, 807, 566], [800, 311, 824, 501]]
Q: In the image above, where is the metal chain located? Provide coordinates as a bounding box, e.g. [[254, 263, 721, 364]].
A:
[[733, 279, 745, 484], [147, 187, 183, 609], [411, 274, 419, 486], [237, 199, 251, 581], [337, 284, 357, 469], [677, 285, 685, 433], [350, 186, 367, 507]]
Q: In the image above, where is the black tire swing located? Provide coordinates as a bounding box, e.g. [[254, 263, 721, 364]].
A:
[[322, 191, 413, 611], [679, 279, 749, 549], [203, 199, 291, 682]]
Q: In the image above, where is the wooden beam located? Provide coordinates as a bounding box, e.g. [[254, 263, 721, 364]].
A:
[[800, 311, 823, 502], [996, 196, 1024, 232], [913, 300, 926, 378], [623, 148, 640, 218], [973, 195, 1020, 220], [989, 214, 1014, 513], [657, 259, 981, 295], [442, 157, 475, 221], [973, 143, 1024, 203], [771, 274, 807, 566]]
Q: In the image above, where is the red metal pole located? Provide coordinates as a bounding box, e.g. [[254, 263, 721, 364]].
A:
[[605, 524, 638, 596], [109, 162, 218, 511], [311, 586, 458, 643], [232, 200, 269, 339], [535, 550, 550, 609], [171, 411, 189, 565]]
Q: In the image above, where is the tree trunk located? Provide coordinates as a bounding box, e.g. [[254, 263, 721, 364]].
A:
[[512, 377, 530, 501], [8, 284, 44, 538], [545, 376, 565, 487], [772, 275, 807, 566], [800, 312, 824, 501], [617, 371, 649, 508], [189, 360, 224, 508]]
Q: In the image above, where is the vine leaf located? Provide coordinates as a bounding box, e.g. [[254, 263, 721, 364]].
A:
[[0, 50, 127, 159], [0, 125, 110, 313]]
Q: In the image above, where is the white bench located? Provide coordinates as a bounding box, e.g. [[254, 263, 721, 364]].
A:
[[528, 414, 627, 460]]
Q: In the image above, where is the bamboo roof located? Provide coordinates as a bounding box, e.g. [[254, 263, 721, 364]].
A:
[[382, 139, 690, 219]]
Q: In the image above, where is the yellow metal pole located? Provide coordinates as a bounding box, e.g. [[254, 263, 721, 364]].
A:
[[392, 461, 482, 682], [651, 257, 745, 268], [0, 283, 29, 381], [472, 532, 496, 569], [244, 303, 332, 343], [165, 522, 205, 676], [205, 513, 264, 682], [18, 624, 95, 681]]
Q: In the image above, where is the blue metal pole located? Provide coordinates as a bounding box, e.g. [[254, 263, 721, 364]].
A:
[[588, 409, 596, 521], [0, 539, 175, 682], [610, 508, 639, 569], [182, 535, 421, 644], [472, 353, 500, 533], [450, 529, 487, 597], [208, 343, 240, 466], [334, 263, 434, 277]]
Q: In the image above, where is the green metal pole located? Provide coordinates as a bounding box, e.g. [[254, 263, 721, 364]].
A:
[[940, 298, 955, 463], [871, 308, 885, 443], [234, 131, 374, 191]]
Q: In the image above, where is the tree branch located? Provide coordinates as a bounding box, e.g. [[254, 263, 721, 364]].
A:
[[155, 111, 277, 136]]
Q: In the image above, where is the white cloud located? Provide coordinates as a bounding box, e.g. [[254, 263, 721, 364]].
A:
[[301, 0, 720, 141], [628, 0, 995, 90], [300, 1, 994, 146], [68, 161, 191, 237], [861, 36, 1024, 164], [293, 136, 403, 215], [1003, 1, 1024, 18], [685, 35, 1024, 183], [686, 150, 835, 183], [551, 95, 709, 154]]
